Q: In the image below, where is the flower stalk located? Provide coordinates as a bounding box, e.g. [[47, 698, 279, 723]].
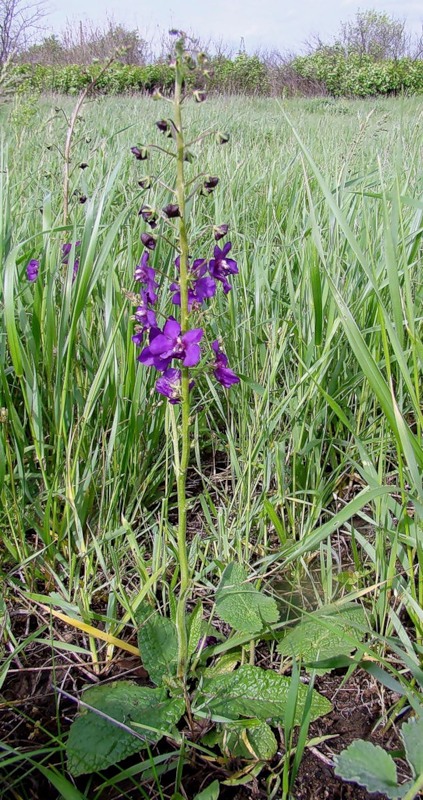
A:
[[173, 42, 191, 680]]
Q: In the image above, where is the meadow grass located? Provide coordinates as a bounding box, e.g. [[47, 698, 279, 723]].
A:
[[0, 93, 422, 796]]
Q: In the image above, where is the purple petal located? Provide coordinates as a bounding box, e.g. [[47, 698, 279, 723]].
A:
[[194, 276, 216, 302], [163, 317, 181, 339], [182, 328, 203, 346], [149, 333, 176, 356], [183, 343, 201, 367], [215, 366, 239, 388], [26, 259, 39, 282]]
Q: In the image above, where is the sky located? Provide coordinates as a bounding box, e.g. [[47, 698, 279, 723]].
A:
[[45, 0, 422, 54]]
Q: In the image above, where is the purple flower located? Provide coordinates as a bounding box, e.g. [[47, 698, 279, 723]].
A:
[[156, 368, 182, 403], [26, 259, 39, 282], [170, 256, 216, 309], [133, 291, 157, 342], [61, 241, 81, 264], [209, 242, 238, 294], [155, 368, 195, 404], [72, 259, 79, 282], [138, 327, 172, 371], [134, 252, 158, 304], [212, 340, 239, 388], [139, 317, 203, 371]]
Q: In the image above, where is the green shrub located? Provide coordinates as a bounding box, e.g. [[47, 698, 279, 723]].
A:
[[10, 55, 423, 97]]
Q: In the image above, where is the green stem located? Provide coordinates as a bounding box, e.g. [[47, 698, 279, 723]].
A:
[[402, 772, 423, 800], [174, 52, 191, 681]]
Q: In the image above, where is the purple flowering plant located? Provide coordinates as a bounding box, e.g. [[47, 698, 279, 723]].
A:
[[66, 32, 332, 782], [126, 32, 240, 687]]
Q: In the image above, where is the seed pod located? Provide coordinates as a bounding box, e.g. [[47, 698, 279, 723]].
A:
[[215, 131, 229, 145]]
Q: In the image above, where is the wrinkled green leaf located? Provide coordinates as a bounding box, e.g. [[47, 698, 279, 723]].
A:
[[278, 607, 367, 672], [67, 681, 185, 776], [223, 720, 278, 761], [401, 716, 423, 778], [334, 740, 401, 799], [215, 563, 279, 634], [194, 665, 331, 725], [202, 651, 241, 677], [137, 606, 178, 686]]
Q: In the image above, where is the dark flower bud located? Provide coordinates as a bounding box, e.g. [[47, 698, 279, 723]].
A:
[[193, 89, 207, 103], [46, 144, 52, 150], [215, 131, 229, 145], [183, 150, 195, 163], [139, 205, 158, 228], [54, 107, 60, 113], [162, 203, 181, 219], [169, 28, 180, 35], [79, 162, 89, 170], [204, 176, 219, 190], [85, 136, 91, 143], [138, 176, 152, 190], [213, 223, 229, 241], [155, 119, 169, 134], [79, 195, 87, 204], [131, 146, 149, 161], [141, 233, 157, 250]]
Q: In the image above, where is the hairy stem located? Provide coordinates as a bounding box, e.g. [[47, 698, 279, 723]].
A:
[[173, 48, 191, 681]]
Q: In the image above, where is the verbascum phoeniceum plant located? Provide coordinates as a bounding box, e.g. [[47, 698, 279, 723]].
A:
[[65, 33, 332, 792]]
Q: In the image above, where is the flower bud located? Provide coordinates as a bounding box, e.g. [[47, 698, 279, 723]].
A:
[[162, 203, 181, 219], [204, 176, 219, 190], [139, 205, 158, 228], [138, 176, 152, 190], [193, 89, 207, 103], [79, 195, 87, 204], [141, 233, 157, 250], [131, 146, 149, 161], [183, 150, 195, 163], [215, 131, 230, 145], [155, 119, 170, 134], [79, 162, 89, 170], [213, 223, 229, 240]]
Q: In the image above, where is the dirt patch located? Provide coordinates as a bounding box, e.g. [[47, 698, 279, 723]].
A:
[[1, 641, 409, 800]]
